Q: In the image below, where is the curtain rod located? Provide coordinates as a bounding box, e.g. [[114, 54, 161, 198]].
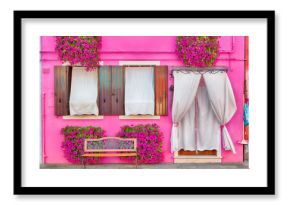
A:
[[63, 65, 230, 71], [170, 66, 229, 71], [121, 65, 229, 70], [170, 66, 229, 76]]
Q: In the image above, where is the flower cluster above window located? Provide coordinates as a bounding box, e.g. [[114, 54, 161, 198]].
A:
[[176, 36, 219, 67], [61, 126, 106, 164], [55, 36, 101, 70], [117, 124, 163, 164]]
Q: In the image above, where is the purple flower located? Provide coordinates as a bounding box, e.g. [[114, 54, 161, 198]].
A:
[[61, 126, 106, 164], [117, 124, 163, 164], [176, 36, 219, 67], [55, 36, 101, 70]]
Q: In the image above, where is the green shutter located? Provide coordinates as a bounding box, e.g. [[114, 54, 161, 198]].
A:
[[98, 66, 112, 115], [111, 66, 125, 115]]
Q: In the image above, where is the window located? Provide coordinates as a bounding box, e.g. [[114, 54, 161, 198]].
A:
[[54, 65, 168, 117], [69, 67, 98, 115], [125, 67, 155, 115]]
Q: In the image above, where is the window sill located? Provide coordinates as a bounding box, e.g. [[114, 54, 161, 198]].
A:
[[119, 115, 160, 120], [62, 115, 104, 120]]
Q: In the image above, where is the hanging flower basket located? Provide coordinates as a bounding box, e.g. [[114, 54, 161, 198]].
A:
[[176, 36, 219, 67], [55, 36, 102, 70]]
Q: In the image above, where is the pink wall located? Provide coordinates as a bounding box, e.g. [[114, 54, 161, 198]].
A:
[[41, 36, 245, 164]]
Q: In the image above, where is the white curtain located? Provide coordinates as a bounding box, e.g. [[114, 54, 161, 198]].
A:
[[125, 67, 155, 115], [196, 78, 221, 151], [171, 71, 201, 152], [203, 72, 237, 153], [69, 67, 99, 115]]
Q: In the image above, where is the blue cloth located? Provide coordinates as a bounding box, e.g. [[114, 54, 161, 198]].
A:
[[243, 103, 249, 126]]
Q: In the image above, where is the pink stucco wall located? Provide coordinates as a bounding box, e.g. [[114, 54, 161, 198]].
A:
[[41, 36, 245, 164]]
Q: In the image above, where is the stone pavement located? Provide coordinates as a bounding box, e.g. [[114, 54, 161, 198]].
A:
[[41, 161, 248, 169]]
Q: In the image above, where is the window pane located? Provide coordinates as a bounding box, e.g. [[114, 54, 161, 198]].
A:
[[69, 67, 99, 115], [125, 67, 154, 115]]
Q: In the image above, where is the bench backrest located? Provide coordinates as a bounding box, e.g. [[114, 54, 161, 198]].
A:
[[84, 137, 137, 152]]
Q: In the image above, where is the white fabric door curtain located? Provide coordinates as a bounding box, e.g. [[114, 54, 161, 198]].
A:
[[69, 67, 99, 115], [171, 71, 237, 154]]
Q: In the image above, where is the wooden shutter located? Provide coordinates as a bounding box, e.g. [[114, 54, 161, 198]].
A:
[[54, 65, 72, 116], [154, 66, 168, 116], [111, 66, 125, 115], [98, 66, 112, 115]]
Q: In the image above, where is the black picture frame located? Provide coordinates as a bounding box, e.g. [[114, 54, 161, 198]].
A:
[[14, 10, 275, 195]]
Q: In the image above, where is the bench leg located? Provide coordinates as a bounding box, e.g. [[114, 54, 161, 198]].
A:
[[82, 158, 86, 169], [135, 156, 138, 169]]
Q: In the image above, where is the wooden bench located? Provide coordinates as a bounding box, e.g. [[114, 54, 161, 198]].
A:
[[82, 137, 138, 168]]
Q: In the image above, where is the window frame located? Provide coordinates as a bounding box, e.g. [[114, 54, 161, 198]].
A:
[[119, 61, 163, 119]]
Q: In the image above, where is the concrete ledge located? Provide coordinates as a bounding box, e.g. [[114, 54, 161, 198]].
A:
[[119, 115, 160, 120]]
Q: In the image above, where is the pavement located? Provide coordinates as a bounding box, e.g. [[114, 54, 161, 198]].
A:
[[41, 161, 248, 169]]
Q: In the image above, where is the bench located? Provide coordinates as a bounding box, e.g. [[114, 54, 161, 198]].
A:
[[82, 137, 138, 168]]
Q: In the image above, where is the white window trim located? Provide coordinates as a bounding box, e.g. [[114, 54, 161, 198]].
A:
[[119, 115, 160, 120], [119, 61, 160, 66]]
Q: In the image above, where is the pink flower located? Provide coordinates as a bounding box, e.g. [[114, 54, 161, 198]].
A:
[[117, 124, 163, 164], [55, 36, 101, 70], [176, 36, 219, 67], [62, 126, 106, 164]]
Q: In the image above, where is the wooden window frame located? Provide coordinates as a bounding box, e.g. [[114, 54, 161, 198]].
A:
[[119, 61, 168, 118], [54, 65, 103, 119]]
